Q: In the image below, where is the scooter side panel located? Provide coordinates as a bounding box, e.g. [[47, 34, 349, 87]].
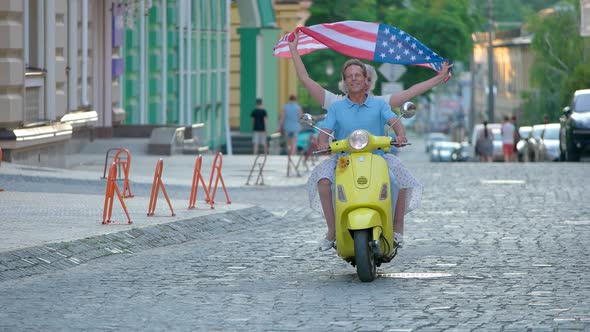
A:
[[334, 153, 394, 259], [347, 208, 381, 229]]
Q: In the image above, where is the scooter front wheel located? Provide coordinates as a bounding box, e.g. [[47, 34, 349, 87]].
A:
[[354, 230, 376, 282]]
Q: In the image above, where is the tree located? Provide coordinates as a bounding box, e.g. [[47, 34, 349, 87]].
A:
[[470, 0, 559, 30], [385, 1, 477, 90], [523, 0, 588, 123]]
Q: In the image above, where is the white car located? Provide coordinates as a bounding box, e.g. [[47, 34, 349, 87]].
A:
[[424, 132, 449, 153], [539, 123, 560, 161]]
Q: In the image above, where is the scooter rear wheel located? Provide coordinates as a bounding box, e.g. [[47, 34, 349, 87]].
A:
[[354, 230, 376, 282]]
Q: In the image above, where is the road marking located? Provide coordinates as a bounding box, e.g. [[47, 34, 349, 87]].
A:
[[379, 272, 453, 279], [562, 220, 590, 226], [481, 180, 526, 184]]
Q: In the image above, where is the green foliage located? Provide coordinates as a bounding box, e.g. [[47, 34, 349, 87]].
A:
[[386, 2, 475, 89], [471, 0, 558, 30], [562, 63, 590, 102], [523, 0, 588, 120]]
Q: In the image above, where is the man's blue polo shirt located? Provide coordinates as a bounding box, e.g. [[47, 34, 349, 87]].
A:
[[322, 94, 397, 140]]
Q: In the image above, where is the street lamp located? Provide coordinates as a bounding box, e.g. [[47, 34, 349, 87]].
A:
[[326, 59, 334, 77], [487, 0, 495, 122]]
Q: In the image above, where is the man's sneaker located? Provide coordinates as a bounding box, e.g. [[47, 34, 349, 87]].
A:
[[394, 232, 403, 248], [318, 237, 335, 251]]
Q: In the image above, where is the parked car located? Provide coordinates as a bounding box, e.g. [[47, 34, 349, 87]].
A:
[[559, 89, 590, 161], [539, 123, 560, 161], [429, 141, 470, 162], [516, 126, 532, 162], [471, 123, 503, 161], [424, 132, 449, 153]]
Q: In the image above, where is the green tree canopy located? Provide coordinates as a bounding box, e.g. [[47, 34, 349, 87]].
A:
[[385, 1, 476, 89], [522, 0, 588, 123]]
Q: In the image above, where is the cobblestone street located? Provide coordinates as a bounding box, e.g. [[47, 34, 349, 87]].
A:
[[1, 152, 590, 331]]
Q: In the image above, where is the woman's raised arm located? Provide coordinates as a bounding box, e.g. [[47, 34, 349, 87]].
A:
[[289, 34, 326, 106]]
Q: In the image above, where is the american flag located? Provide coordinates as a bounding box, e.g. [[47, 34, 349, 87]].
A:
[[273, 20, 449, 75]]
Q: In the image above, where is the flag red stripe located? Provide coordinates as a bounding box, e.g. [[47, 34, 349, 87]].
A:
[[320, 21, 378, 42], [273, 32, 328, 58], [299, 27, 375, 60]]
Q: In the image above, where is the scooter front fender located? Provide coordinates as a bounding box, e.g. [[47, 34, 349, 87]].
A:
[[347, 208, 381, 230]]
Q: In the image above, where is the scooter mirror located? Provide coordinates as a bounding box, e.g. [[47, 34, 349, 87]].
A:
[[301, 113, 314, 125], [300, 113, 335, 139], [387, 102, 417, 132], [400, 102, 417, 119]]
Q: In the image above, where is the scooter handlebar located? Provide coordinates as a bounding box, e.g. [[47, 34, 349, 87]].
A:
[[313, 148, 331, 154], [391, 142, 412, 147]]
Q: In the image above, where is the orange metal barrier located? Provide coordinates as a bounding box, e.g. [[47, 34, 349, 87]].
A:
[[102, 147, 123, 179], [101, 148, 133, 197], [102, 162, 132, 224], [113, 148, 133, 198], [207, 152, 231, 204], [188, 155, 213, 209], [147, 159, 175, 216]]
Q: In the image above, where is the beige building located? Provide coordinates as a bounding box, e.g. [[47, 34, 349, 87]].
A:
[[0, 0, 121, 167], [472, 29, 533, 125], [228, 0, 310, 130]]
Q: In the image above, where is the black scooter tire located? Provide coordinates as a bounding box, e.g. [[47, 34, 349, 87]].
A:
[[354, 230, 376, 282]]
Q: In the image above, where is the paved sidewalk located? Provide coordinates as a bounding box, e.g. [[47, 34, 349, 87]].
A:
[[0, 138, 316, 274]]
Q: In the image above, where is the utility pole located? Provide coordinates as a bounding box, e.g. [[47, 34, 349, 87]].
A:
[[487, 0, 495, 122]]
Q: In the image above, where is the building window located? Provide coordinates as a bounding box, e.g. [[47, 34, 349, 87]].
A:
[[24, 0, 45, 70], [24, 0, 47, 123]]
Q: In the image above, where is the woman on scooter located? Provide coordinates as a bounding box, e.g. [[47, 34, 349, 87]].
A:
[[288, 35, 452, 251]]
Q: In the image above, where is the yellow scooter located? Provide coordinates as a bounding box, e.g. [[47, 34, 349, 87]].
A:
[[302, 102, 416, 282]]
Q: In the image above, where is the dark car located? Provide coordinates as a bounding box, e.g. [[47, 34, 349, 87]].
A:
[[560, 89, 590, 161]]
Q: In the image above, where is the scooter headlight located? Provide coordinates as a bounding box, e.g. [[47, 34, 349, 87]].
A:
[[348, 130, 370, 150]]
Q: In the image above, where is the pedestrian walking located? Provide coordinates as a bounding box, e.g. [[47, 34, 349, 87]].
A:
[[476, 120, 494, 162], [511, 115, 520, 162], [501, 116, 516, 162], [278, 95, 303, 156], [251, 98, 268, 155]]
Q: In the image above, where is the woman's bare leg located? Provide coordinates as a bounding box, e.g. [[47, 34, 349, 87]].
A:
[[393, 188, 407, 235], [318, 179, 335, 241]]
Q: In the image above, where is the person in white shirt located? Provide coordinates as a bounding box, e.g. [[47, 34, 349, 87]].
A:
[[289, 34, 452, 250], [501, 116, 516, 162]]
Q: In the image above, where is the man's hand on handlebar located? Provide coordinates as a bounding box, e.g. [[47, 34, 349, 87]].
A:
[[393, 135, 408, 147], [315, 142, 331, 155]]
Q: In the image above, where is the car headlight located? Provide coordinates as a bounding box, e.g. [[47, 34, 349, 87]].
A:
[[348, 130, 369, 150]]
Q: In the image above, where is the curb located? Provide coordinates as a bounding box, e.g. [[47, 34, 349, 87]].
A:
[[0, 206, 278, 282]]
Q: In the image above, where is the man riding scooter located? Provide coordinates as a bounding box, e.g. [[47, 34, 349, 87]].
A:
[[312, 59, 411, 251], [287, 35, 452, 250]]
